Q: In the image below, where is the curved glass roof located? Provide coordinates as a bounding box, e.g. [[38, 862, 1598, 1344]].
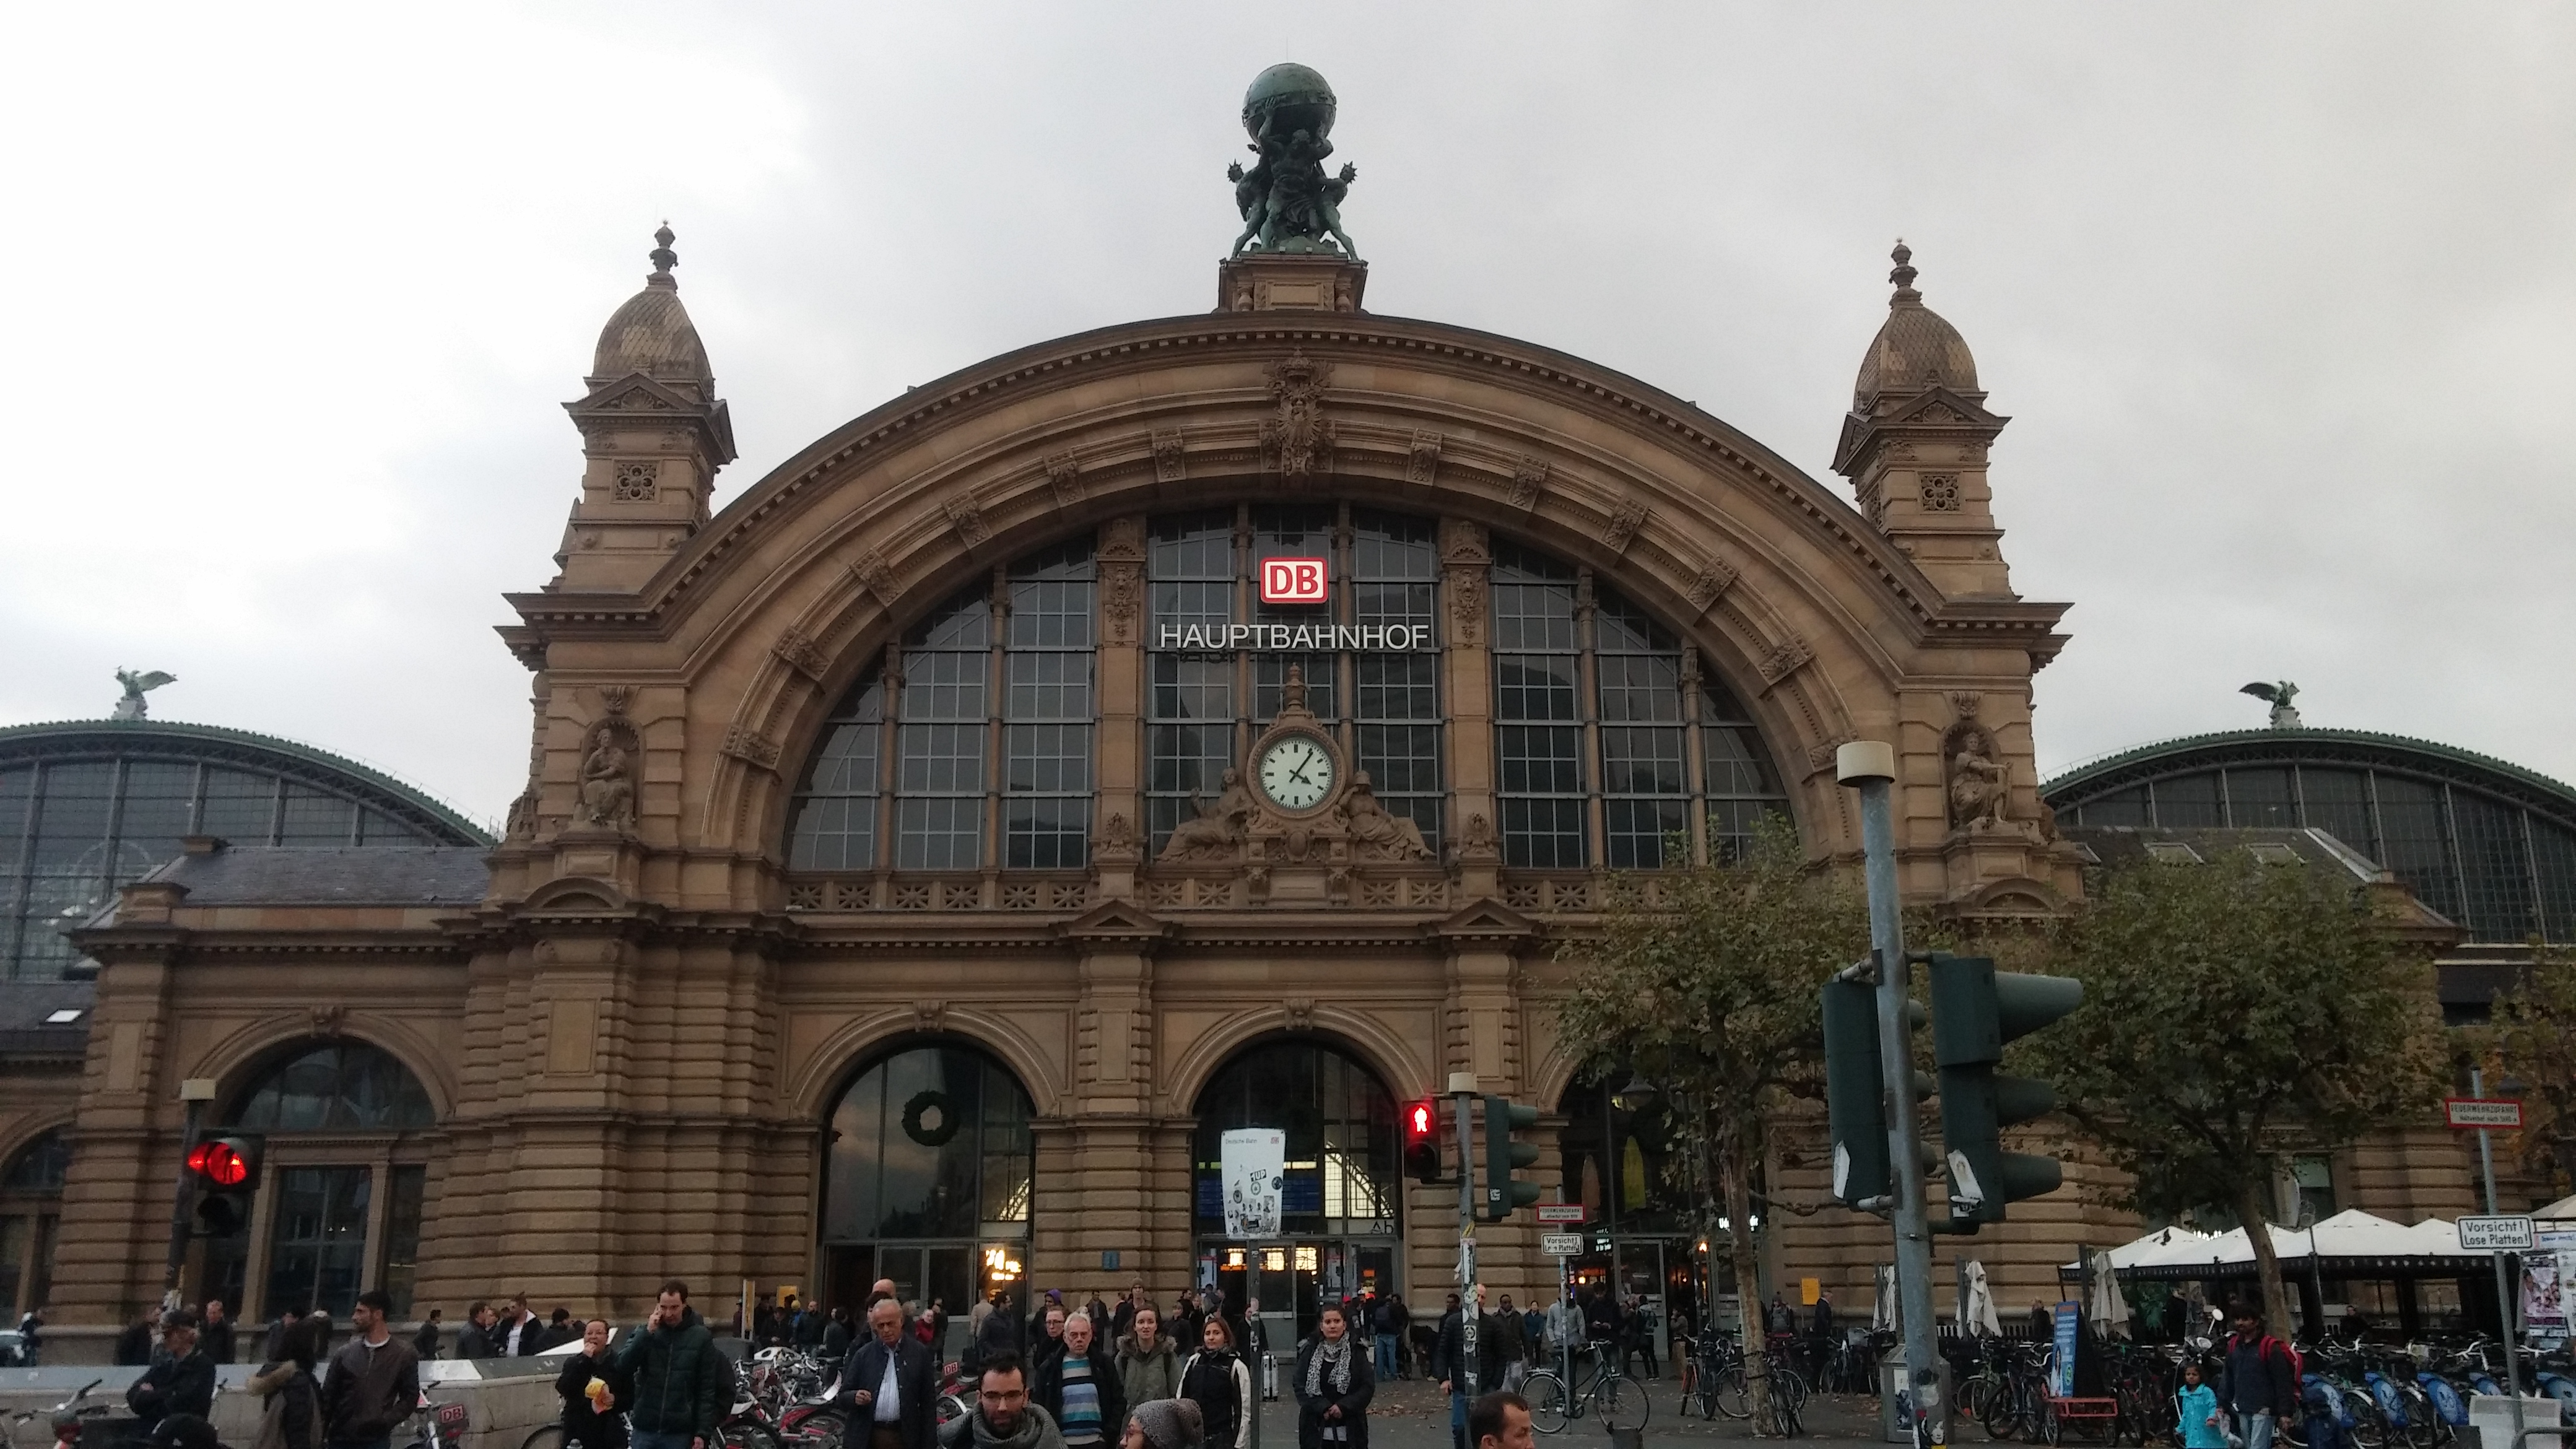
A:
[[0, 720, 492, 980], [2042, 728, 2576, 945]]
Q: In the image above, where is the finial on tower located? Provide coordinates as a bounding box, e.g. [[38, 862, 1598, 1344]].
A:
[[647, 223, 678, 288], [1888, 239, 1921, 306]]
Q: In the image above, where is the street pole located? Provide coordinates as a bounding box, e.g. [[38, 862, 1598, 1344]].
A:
[[1451, 1072, 1481, 1403], [1839, 742, 1944, 1447], [2470, 1069, 2525, 1438]]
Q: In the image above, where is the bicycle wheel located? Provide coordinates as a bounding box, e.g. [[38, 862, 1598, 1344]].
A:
[[1775, 1367, 1811, 1412], [722, 1424, 783, 1449], [1717, 1364, 1751, 1419], [1593, 1372, 1651, 1430], [1525, 1371, 1572, 1434], [520, 1430, 567, 1449]]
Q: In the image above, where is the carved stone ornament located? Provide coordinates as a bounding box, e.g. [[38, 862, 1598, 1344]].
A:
[[1338, 771, 1433, 861], [1757, 637, 1814, 685], [1283, 998, 1317, 1032], [1260, 351, 1336, 484], [1453, 811, 1501, 863], [1100, 560, 1142, 646], [1447, 566, 1487, 645], [612, 460, 659, 502], [598, 685, 634, 716], [771, 627, 829, 681], [1506, 456, 1548, 511], [1406, 430, 1443, 485], [575, 715, 643, 831], [1151, 430, 1187, 483], [1157, 767, 1255, 861], [1602, 499, 1647, 555], [1949, 690, 1983, 721], [1099, 515, 1146, 562], [1046, 453, 1082, 509], [1095, 811, 1141, 861], [1806, 735, 1856, 772], [913, 999, 950, 1035], [846, 548, 895, 603], [722, 724, 783, 772], [504, 787, 539, 843], [1943, 718, 2016, 835], [1687, 559, 1739, 612], [944, 497, 990, 547], [308, 1004, 347, 1037]]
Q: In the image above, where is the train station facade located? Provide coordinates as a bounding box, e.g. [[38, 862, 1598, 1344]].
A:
[[3, 81, 2500, 1355]]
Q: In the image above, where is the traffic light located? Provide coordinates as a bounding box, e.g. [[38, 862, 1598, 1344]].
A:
[[1404, 1099, 1447, 1183], [1821, 972, 1930, 1208], [1478, 1095, 1541, 1221], [188, 1136, 261, 1236], [1928, 954, 2082, 1227]]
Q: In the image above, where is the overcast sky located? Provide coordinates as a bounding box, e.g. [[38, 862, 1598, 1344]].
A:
[[5, 3, 2572, 828]]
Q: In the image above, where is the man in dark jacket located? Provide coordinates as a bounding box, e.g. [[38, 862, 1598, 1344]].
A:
[[940, 1354, 1064, 1449], [200, 1301, 237, 1365], [321, 1291, 421, 1449], [1032, 1313, 1123, 1449], [128, 1312, 216, 1440], [115, 1307, 161, 1367], [616, 1281, 729, 1449], [557, 1319, 635, 1449], [2214, 1307, 2299, 1449], [455, 1302, 500, 1360], [845, 1298, 940, 1449], [412, 1308, 444, 1360], [499, 1295, 546, 1357]]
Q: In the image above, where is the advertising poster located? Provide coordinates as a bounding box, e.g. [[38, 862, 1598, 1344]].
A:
[[2053, 1302, 2081, 1397], [1221, 1128, 1285, 1240]]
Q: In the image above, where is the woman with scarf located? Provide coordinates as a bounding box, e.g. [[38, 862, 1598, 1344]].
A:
[[1292, 1304, 1373, 1449]]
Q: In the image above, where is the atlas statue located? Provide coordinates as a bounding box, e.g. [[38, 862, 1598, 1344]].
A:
[[1227, 63, 1361, 260]]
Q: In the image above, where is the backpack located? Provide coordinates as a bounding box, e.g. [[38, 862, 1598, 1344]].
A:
[[2261, 1336, 2304, 1383]]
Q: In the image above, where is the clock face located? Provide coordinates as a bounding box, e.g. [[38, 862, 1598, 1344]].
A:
[[1258, 734, 1336, 812]]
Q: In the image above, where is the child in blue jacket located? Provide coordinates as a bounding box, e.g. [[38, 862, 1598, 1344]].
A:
[[2178, 1360, 2229, 1449]]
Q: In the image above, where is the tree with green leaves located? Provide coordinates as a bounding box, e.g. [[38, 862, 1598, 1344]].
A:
[[1554, 820, 1871, 1433], [2025, 850, 2447, 1332], [2483, 946, 2576, 1201]]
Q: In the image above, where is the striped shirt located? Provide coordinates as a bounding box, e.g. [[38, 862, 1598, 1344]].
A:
[[1059, 1354, 1104, 1445]]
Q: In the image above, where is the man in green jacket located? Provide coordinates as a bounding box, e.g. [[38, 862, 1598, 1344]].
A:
[[616, 1281, 729, 1449]]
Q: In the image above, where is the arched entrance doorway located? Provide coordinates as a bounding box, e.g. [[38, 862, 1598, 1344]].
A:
[[1190, 1036, 1401, 1347], [820, 1038, 1034, 1340]]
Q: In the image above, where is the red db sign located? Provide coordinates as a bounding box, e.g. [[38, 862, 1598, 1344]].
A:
[[1260, 557, 1328, 604]]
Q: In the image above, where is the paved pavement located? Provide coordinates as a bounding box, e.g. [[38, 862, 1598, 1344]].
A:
[[1250, 1372, 1892, 1448]]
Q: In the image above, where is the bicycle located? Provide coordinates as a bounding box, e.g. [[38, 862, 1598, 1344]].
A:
[[1525, 1339, 1651, 1434]]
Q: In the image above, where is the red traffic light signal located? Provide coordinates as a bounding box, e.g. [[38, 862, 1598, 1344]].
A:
[[187, 1137, 258, 1189], [1404, 1100, 1445, 1183]]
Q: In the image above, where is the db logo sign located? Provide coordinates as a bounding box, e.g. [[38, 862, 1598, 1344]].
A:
[[1260, 557, 1328, 605]]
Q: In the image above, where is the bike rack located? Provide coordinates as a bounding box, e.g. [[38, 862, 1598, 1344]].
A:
[[2509, 1430, 2575, 1449]]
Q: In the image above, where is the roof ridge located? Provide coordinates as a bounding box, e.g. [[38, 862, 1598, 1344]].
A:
[[0, 717, 496, 845], [2042, 726, 2576, 806]]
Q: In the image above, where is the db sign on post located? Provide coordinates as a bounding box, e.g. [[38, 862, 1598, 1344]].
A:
[[1260, 557, 1328, 605]]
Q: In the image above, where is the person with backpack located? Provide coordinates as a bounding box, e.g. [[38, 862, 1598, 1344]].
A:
[[2214, 1305, 2300, 1449], [1117, 1308, 1181, 1407], [250, 1318, 327, 1449]]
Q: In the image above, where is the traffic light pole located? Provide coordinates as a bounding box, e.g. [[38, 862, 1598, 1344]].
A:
[[163, 1094, 206, 1307], [1451, 1077, 1481, 1400], [1840, 743, 1944, 1447]]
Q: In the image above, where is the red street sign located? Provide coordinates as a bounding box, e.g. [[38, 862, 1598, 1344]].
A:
[[1534, 1204, 1589, 1224], [2445, 1098, 2523, 1129], [1260, 557, 1328, 604]]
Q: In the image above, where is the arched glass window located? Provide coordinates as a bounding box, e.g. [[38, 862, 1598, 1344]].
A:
[[227, 1041, 435, 1131], [1490, 541, 1789, 869], [1145, 505, 1443, 853], [1191, 1039, 1401, 1236], [819, 1041, 1034, 1318], [1, 1128, 68, 1318], [788, 540, 1098, 872]]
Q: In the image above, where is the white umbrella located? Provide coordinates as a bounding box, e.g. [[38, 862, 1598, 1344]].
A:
[[1873, 1264, 1896, 1331], [2062, 1225, 2212, 1274], [2533, 1194, 2576, 1222], [2087, 1250, 2125, 1328], [1961, 1260, 2003, 1336]]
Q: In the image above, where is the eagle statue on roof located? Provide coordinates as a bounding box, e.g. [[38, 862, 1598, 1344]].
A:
[[2240, 679, 2301, 730], [112, 668, 176, 721]]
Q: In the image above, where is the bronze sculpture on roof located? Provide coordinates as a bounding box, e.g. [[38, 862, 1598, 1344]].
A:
[[1227, 63, 1360, 260]]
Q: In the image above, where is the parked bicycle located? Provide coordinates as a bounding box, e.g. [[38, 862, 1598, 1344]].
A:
[[1526, 1338, 1652, 1434]]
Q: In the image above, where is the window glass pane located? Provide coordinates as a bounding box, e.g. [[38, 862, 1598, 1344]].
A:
[[381, 1165, 426, 1316], [823, 1045, 1034, 1243], [263, 1166, 371, 1318], [199, 770, 279, 845], [355, 809, 427, 846], [0, 1216, 25, 1317], [2074, 786, 2149, 829], [278, 787, 355, 846], [790, 676, 886, 874], [1191, 1039, 1398, 1240], [2453, 791, 2534, 942], [114, 762, 197, 870], [2152, 773, 2221, 829], [895, 797, 983, 872], [229, 1043, 435, 1131], [32, 764, 112, 870], [2374, 775, 2460, 920], [2534, 820, 2576, 945], [2226, 767, 2295, 828], [1605, 798, 1686, 869], [2, 1129, 71, 1192], [2298, 768, 2374, 858], [0, 768, 32, 874]]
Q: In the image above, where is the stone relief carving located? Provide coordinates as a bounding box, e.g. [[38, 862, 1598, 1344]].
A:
[[1283, 998, 1316, 1032], [846, 549, 895, 604], [612, 460, 659, 502], [1447, 568, 1487, 645], [1095, 811, 1140, 860], [576, 713, 642, 831], [1687, 559, 1739, 611], [1453, 811, 1501, 863], [1260, 351, 1335, 484], [308, 1004, 347, 1037], [1100, 562, 1141, 646], [1506, 456, 1548, 511], [1920, 472, 1962, 511], [1602, 499, 1647, 555], [1046, 453, 1082, 509], [1437, 516, 1489, 565], [771, 627, 829, 681], [1157, 767, 1255, 861], [913, 999, 949, 1035], [1099, 515, 1146, 562], [1757, 637, 1813, 685], [1806, 735, 1856, 772], [944, 497, 990, 547], [1151, 430, 1188, 483], [1944, 720, 2014, 833], [1406, 430, 1443, 485], [722, 725, 782, 772], [504, 787, 539, 842], [1338, 772, 1432, 861]]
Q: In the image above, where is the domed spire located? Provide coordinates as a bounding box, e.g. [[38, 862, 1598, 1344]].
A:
[[1852, 239, 1978, 411], [590, 222, 712, 389]]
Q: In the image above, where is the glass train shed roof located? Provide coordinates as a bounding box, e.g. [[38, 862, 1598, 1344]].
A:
[[2042, 728, 2576, 946], [0, 719, 493, 980]]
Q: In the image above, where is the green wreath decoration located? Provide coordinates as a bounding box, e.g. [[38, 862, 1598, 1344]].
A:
[[902, 1088, 963, 1147]]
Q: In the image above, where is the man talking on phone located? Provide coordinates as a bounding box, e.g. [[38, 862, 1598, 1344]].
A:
[[617, 1281, 728, 1449]]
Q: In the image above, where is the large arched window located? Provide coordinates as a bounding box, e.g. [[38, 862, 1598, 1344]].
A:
[[1, 1128, 68, 1318], [204, 1040, 436, 1321], [820, 1040, 1034, 1320], [788, 540, 1099, 874], [1491, 541, 1788, 869]]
